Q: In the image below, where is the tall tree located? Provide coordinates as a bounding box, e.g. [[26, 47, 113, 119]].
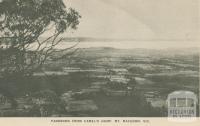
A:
[[0, 0, 81, 78]]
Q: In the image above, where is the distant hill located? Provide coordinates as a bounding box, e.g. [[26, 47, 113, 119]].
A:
[[62, 37, 138, 42], [77, 47, 199, 58]]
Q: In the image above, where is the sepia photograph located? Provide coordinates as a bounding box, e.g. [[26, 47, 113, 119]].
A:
[[0, 0, 199, 119]]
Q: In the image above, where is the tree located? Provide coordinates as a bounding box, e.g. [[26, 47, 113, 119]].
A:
[[0, 0, 81, 78]]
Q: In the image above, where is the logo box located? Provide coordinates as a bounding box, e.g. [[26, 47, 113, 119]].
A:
[[167, 91, 198, 121]]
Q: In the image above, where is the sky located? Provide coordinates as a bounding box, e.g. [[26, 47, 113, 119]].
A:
[[64, 0, 199, 40], [59, 0, 200, 49]]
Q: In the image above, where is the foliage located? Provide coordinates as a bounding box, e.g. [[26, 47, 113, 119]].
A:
[[0, 0, 81, 78]]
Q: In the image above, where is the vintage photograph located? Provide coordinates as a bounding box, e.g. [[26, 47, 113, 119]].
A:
[[0, 0, 199, 117]]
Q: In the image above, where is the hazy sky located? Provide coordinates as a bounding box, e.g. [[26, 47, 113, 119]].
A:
[[64, 0, 199, 40], [56, 0, 200, 49]]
